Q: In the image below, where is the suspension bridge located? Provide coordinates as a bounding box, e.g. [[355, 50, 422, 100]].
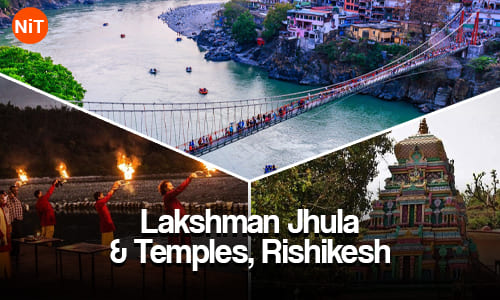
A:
[[71, 9, 481, 156]]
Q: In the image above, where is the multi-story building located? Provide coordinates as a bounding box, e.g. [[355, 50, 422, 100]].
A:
[[349, 22, 404, 42], [342, 0, 436, 22], [471, 0, 500, 9], [286, 6, 343, 48], [344, 0, 360, 13]]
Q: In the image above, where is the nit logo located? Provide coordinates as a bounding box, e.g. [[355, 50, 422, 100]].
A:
[[12, 7, 48, 44]]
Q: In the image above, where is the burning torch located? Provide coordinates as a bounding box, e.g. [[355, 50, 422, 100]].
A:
[[117, 153, 135, 185], [16, 169, 29, 186], [56, 162, 70, 186], [195, 163, 218, 178]]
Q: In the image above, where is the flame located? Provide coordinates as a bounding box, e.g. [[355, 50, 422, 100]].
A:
[[117, 153, 135, 180], [57, 163, 69, 180], [17, 169, 29, 185], [204, 163, 217, 177]]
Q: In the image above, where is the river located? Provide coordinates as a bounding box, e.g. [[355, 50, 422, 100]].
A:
[[0, 0, 422, 179]]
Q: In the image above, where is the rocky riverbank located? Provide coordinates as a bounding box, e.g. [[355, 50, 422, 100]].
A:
[[0, 0, 104, 28], [192, 26, 499, 112], [158, 3, 222, 37]]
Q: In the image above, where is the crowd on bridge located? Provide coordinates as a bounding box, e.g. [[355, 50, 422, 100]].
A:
[[183, 99, 310, 154], [181, 40, 468, 155]]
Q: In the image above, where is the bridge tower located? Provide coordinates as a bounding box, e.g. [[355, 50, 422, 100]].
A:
[[456, 10, 465, 44], [471, 11, 480, 46]]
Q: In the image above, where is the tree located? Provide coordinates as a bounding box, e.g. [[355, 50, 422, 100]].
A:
[[0, 0, 9, 10], [408, 0, 451, 42], [252, 133, 394, 238], [0, 46, 85, 104], [262, 3, 293, 41], [232, 11, 257, 45], [251, 133, 394, 289], [468, 56, 498, 72], [316, 38, 409, 72], [223, 0, 247, 26], [465, 170, 499, 214]]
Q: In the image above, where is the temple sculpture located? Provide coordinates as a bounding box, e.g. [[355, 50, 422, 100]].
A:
[[353, 118, 477, 281]]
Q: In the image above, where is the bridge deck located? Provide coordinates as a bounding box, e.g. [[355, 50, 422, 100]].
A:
[[184, 45, 468, 156]]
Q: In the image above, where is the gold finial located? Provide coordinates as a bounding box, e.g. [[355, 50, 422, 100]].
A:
[[418, 118, 429, 134]]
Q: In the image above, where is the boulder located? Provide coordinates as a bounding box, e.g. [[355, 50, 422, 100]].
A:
[[433, 86, 452, 107], [204, 49, 232, 61], [451, 78, 470, 102]]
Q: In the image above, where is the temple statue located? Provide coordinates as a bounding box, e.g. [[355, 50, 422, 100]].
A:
[[418, 118, 429, 134]]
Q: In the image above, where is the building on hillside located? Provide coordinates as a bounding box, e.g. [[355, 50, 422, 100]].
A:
[[349, 22, 404, 43], [246, 0, 291, 10], [286, 6, 344, 48], [313, 0, 345, 6], [246, 0, 262, 10], [465, 8, 500, 28], [344, 0, 460, 22], [471, 0, 500, 9], [351, 119, 477, 281]]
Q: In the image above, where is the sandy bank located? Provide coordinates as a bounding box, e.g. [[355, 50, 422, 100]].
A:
[[158, 3, 223, 37]]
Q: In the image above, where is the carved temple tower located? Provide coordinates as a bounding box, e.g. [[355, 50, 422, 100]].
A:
[[354, 119, 477, 281]]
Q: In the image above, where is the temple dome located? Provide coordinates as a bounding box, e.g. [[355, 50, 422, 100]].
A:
[[394, 119, 448, 162]]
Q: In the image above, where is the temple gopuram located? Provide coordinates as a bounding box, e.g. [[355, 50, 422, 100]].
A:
[[353, 119, 477, 281]]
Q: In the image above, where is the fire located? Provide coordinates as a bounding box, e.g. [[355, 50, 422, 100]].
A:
[[16, 169, 29, 185], [57, 163, 69, 180], [204, 163, 217, 177], [117, 153, 135, 180]]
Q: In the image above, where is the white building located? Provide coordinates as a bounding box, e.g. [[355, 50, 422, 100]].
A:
[[286, 7, 343, 49]]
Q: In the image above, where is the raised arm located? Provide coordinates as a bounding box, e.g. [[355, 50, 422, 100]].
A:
[[100, 181, 121, 204], [40, 180, 58, 204], [167, 173, 196, 198]]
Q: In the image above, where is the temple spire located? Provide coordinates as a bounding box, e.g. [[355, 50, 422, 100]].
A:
[[418, 118, 429, 134]]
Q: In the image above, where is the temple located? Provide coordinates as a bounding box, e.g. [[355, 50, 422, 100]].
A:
[[353, 119, 477, 281]]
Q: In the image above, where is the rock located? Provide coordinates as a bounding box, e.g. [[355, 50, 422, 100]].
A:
[[407, 83, 435, 104], [369, 81, 407, 101], [268, 66, 304, 83], [0, 11, 12, 29], [446, 66, 462, 80], [300, 73, 329, 85], [418, 104, 431, 113], [433, 86, 452, 107], [443, 57, 463, 80], [451, 78, 470, 103], [204, 48, 232, 61]]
